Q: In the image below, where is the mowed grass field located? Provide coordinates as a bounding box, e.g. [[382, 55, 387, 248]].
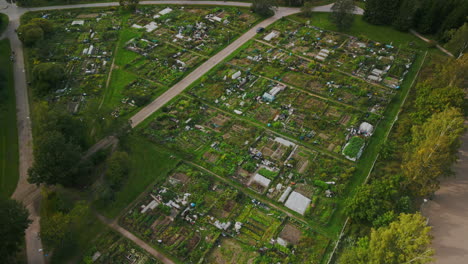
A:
[[0, 39, 19, 198], [97, 135, 180, 218], [306, 12, 427, 48]]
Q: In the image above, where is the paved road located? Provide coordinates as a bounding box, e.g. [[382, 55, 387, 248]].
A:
[[0, 1, 363, 263], [96, 214, 176, 264], [422, 121, 468, 264]]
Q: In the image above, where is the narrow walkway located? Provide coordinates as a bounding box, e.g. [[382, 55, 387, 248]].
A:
[[422, 122, 468, 264], [409, 29, 454, 57], [96, 214, 176, 264]]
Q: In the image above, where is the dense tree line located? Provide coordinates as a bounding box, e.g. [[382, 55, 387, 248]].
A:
[[364, 0, 468, 47], [341, 54, 466, 264]]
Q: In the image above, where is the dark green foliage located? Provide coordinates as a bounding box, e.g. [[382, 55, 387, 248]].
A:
[[413, 83, 465, 122], [251, 0, 278, 17], [444, 23, 468, 57], [28, 130, 83, 187], [105, 151, 130, 190], [17, 17, 53, 46], [345, 176, 401, 224], [18, 23, 43, 45], [0, 199, 31, 263], [32, 62, 65, 96], [364, 0, 467, 45], [330, 0, 356, 31], [364, 0, 400, 25]]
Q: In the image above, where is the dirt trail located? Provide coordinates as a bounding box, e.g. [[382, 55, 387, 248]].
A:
[[422, 121, 468, 264]]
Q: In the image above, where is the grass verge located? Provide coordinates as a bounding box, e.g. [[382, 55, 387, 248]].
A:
[[0, 39, 19, 198]]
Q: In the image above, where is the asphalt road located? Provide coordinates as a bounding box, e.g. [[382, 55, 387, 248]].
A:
[[422, 122, 468, 264], [0, 1, 363, 263]]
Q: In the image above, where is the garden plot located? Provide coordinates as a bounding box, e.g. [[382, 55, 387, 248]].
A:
[[142, 98, 263, 176], [122, 164, 329, 263], [123, 39, 203, 87], [230, 41, 394, 112], [257, 17, 416, 89], [80, 231, 161, 264], [206, 208, 331, 264], [127, 5, 259, 56], [121, 164, 242, 263], [23, 9, 120, 114]]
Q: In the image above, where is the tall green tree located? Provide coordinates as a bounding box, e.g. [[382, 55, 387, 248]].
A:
[[445, 23, 468, 58], [413, 83, 465, 121], [0, 199, 31, 263], [105, 151, 130, 190], [345, 176, 400, 224], [251, 0, 278, 17], [364, 0, 401, 25], [330, 0, 356, 31], [28, 131, 82, 187], [339, 213, 434, 264], [402, 108, 465, 196], [32, 63, 65, 96], [393, 0, 419, 31]]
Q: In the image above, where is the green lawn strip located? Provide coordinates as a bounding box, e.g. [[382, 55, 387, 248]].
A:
[[96, 135, 180, 218], [101, 68, 139, 109], [0, 13, 8, 35], [300, 12, 428, 48], [0, 40, 19, 198]]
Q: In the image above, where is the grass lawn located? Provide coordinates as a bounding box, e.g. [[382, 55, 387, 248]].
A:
[[0, 39, 19, 198], [96, 135, 180, 218], [304, 12, 428, 48], [101, 68, 138, 109]]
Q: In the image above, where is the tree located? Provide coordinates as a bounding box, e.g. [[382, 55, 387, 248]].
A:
[[339, 213, 434, 264], [413, 82, 465, 121], [402, 108, 465, 196], [40, 212, 70, 249], [251, 0, 278, 17], [32, 63, 65, 96], [301, 1, 315, 18], [330, 0, 356, 31], [17, 23, 44, 46], [364, 0, 401, 25], [445, 23, 468, 58], [345, 176, 400, 224], [29, 18, 54, 34], [119, 0, 139, 11], [28, 131, 82, 187], [105, 151, 130, 190], [0, 199, 31, 263], [393, 0, 419, 31]]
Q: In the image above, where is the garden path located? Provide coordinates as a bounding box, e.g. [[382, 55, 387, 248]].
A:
[[96, 213, 176, 264]]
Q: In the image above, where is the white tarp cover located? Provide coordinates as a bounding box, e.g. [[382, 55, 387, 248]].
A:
[[284, 191, 311, 215], [252, 173, 271, 187]]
